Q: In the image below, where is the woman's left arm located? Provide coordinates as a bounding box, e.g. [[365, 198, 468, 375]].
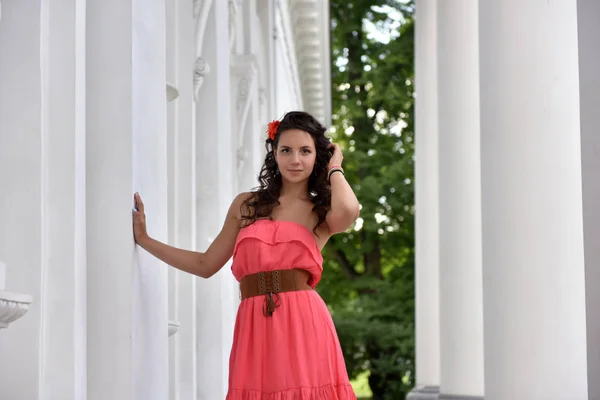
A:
[[325, 143, 360, 234]]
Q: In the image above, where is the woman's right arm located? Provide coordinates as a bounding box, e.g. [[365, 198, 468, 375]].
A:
[[133, 192, 249, 279]]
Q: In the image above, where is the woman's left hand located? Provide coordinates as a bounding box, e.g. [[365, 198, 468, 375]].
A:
[[328, 143, 344, 169]]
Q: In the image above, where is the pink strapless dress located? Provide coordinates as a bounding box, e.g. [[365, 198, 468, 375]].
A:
[[227, 219, 356, 400]]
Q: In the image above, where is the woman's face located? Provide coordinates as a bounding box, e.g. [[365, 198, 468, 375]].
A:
[[274, 129, 317, 183]]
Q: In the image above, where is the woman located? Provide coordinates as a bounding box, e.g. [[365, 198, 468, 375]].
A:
[[133, 111, 360, 399]]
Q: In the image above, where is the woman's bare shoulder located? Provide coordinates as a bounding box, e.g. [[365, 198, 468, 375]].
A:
[[232, 191, 256, 220], [234, 191, 255, 204]]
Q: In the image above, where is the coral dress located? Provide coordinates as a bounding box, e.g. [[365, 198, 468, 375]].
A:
[[227, 219, 356, 400]]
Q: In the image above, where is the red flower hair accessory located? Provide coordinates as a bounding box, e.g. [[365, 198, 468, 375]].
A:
[[266, 120, 280, 140]]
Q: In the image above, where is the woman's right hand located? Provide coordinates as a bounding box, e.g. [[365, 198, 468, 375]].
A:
[[132, 192, 149, 245]]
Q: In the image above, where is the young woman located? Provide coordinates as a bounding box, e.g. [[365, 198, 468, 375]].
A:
[[133, 111, 360, 399]]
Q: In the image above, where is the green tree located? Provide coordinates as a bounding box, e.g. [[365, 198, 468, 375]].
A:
[[317, 1, 416, 399]]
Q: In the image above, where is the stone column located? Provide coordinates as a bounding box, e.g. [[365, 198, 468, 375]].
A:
[[480, 1, 588, 398], [437, 1, 484, 399], [194, 0, 237, 398], [408, 0, 440, 398], [86, 0, 169, 398], [578, 2, 600, 399]]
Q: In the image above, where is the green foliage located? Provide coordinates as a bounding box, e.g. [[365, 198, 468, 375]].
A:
[[316, 1, 416, 398]]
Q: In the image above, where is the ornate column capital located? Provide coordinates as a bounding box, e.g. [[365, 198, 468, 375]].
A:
[[228, 0, 243, 51], [193, 56, 211, 99], [258, 86, 267, 106], [193, 0, 213, 98], [288, 0, 332, 125]]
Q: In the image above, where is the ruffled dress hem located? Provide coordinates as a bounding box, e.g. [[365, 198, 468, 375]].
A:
[[227, 383, 356, 400]]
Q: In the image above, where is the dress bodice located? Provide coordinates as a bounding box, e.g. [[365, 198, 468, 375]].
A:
[[231, 219, 323, 287]]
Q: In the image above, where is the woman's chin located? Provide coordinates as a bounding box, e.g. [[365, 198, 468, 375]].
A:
[[282, 174, 309, 183]]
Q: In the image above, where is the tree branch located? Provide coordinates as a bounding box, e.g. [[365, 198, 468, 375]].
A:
[[330, 236, 361, 279], [362, 230, 384, 280]]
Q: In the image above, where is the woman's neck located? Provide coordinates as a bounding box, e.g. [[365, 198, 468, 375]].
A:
[[279, 181, 310, 201]]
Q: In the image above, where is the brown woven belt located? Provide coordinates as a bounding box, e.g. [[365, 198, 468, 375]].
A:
[[239, 268, 313, 317]]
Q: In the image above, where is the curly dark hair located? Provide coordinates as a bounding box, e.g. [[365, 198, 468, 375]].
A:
[[240, 111, 332, 235]]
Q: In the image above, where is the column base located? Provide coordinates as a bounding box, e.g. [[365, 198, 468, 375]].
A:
[[407, 386, 440, 400]]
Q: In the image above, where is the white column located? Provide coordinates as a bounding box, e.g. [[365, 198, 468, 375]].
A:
[[256, 0, 276, 120], [578, 3, 600, 399], [169, 0, 199, 398], [86, 0, 169, 398], [0, 2, 88, 397], [1, 4, 86, 396], [39, 1, 88, 399], [480, 2, 588, 399], [166, 0, 180, 397], [437, 1, 484, 399], [408, 0, 440, 398], [0, 2, 47, 398], [194, 1, 237, 398], [239, 0, 263, 194], [272, 3, 302, 111], [231, 54, 260, 193]]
